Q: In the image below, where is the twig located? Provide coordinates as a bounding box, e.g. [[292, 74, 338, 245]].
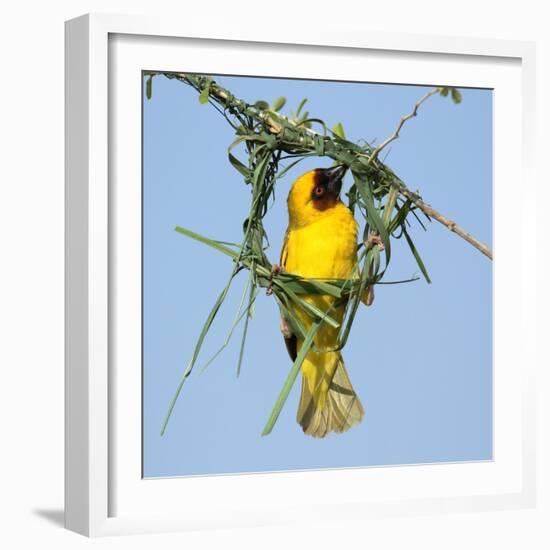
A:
[[368, 88, 441, 165]]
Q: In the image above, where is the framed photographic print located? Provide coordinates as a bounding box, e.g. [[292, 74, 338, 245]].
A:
[[65, 13, 537, 536]]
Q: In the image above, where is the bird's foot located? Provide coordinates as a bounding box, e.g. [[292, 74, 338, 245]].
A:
[[279, 316, 293, 339], [266, 264, 284, 295], [366, 233, 385, 251]]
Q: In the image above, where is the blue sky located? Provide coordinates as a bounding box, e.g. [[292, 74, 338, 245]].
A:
[[142, 74, 493, 477]]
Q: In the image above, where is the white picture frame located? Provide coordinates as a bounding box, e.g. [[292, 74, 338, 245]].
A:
[[65, 13, 537, 537]]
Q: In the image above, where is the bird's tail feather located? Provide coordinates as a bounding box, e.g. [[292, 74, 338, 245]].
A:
[[297, 353, 364, 438]]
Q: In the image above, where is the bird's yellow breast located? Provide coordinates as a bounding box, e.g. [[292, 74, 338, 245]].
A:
[[284, 202, 358, 280]]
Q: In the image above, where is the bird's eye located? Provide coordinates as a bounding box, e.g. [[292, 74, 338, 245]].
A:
[[314, 186, 324, 196]]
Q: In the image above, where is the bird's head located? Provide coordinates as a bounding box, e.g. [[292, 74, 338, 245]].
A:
[[287, 165, 348, 228]]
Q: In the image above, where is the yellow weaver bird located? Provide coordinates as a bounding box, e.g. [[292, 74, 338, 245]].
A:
[[279, 165, 373, 437]]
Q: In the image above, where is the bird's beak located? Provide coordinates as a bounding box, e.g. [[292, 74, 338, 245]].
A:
[[324, 165, 347, 195]]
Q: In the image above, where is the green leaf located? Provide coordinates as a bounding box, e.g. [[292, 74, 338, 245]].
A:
[[295, 98, 308, 118], [265, 110, 285, 126], [235, 124, 249, 136], [198, 81, 211, 104], [403, 228, 431, 284], [161, 275, 237, 435], [382, 187, 398, 227], [439, 87, 449, 97], [336, 246, 377, 349], [388, 199, 412, 233], [272, 278, 340, 329], [353, 175, 391, 268], [252, 150, 272, 189], [227, 137, 253, 179], [174, 226, 240, 260], [271, 96, 286, 111], [198, 273, 252, 374], [277, 275, 343, 298], [237, 279, 257, 377], [264, 133, 277, 150], [314, 135, 325, 155], [275, 157, 306, 181], [254, 100, 270, 110], [228, 152, 252, 179], [451, 88, 462, 104], [261, 315, 325, 436], [146, 75, 153, 100], [300, 118, 327, 135], [332, 122, 346, 139]]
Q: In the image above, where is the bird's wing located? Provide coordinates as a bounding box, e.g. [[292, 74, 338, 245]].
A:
[[280, 226, 290, 269], [279, 227, 298, 361]]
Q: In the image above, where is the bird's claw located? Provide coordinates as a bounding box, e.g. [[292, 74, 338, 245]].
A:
[[266, 264, 284, 295], [366, 234, 385, 251]]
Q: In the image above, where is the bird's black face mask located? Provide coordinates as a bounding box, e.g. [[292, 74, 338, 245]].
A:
[[311, 165, 347, 207]]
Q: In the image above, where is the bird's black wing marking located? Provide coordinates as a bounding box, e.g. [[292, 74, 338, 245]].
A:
[[284, 333, 298, 362], [280, 227, 289, 268], [279, 227, 297, 361]]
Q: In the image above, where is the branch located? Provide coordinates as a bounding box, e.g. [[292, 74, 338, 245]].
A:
[[157, 72, 492, 260], [397, 186, 493, 259]]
